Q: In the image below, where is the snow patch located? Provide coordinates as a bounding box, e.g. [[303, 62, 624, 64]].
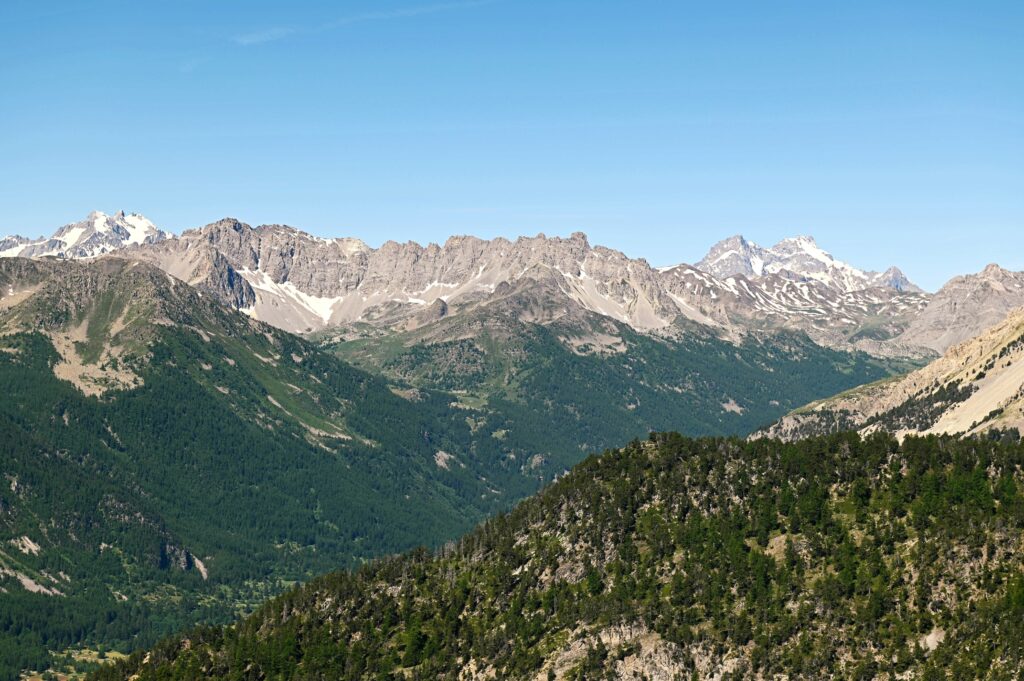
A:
[[59, 225, 87, 248], [122, 213, 157, 244], [240, 268, 341, 323]]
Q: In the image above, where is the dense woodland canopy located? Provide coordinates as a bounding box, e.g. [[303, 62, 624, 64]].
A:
[[92, 432, 1024, 680]]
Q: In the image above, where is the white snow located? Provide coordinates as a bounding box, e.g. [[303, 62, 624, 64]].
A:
[[122, 213, 157, 245], [59, 225, 87, 248], [782, 236, 834, 266], [90, 212, 112, 233], [240, 269, 342, 323], [410, 280, 459, 295]]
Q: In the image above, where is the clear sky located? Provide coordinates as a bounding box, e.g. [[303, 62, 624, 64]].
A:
[[1, 1, 1020, 290]]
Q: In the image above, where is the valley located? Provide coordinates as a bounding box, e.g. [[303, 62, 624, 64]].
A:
[[2, 217, 1023, 679], [6, 5, 1019, 678]]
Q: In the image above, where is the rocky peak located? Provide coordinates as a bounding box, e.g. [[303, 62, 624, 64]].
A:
[[0, 235, 30, 252], [694, 233, 920, 295], [335, 237, 370, 256], [191, 217, 249, 237], [696, 235, 766, 279], [981, 263, 1010, 279], [568, 231, 590, 246], [2, 210, 168, 260], [772, 234, 819, 252], [897, 264, 1024, 353], [879, 266, 920, 292]]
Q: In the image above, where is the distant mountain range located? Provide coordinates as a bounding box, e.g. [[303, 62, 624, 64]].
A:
[[6, 212, 1022, 360]]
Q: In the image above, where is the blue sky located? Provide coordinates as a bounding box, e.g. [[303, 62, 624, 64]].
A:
[[1, 1, 1020, 290]]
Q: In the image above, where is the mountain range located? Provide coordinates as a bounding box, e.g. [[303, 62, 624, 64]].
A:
[[133, 220, 936, 357], [8, 211, 1023, 362], [695, 233, 921, 293]]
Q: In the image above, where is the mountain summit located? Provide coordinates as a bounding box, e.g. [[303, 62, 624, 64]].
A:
[[0, 210, 168, 259], [696, 234, 922, 294]]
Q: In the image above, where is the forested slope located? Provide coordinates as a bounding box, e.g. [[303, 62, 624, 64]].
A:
[[329, 290, 911, 451], [94, 432, 1024, 680], [0, 259, 560, 678]]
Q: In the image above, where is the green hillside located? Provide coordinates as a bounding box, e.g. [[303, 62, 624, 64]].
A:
[[329, 306, 913, 450], [0, 259, 557, 678], [93, 432, 1024, 680]]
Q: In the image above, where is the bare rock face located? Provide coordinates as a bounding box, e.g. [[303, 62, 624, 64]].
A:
[[412, 298, 448, 328], [207, 251, 257, 310], [696, 234, 766, 279], [130, 224, 686, 336], [659, 261, 929, 353], [897, 264, 1024, 353], [125, 223, 257, 311], [759, 306, 1024, 440], [0, 211, 941, 356], [0, 235, 32, 254], [116, 219, 940, 357]]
